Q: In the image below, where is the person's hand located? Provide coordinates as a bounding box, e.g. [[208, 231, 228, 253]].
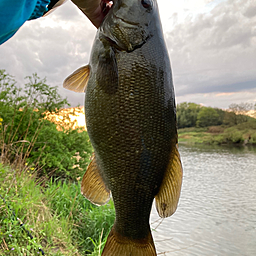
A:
[[71, 0, 113, 28]]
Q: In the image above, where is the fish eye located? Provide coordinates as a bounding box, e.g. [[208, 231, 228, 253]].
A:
[[141, 0, 152, 9]]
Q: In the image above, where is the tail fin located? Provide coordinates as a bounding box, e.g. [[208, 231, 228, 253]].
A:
[[102, 226, 156, 256]]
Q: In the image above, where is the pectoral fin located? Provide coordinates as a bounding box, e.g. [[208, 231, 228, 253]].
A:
[[81, 154, 110, 206], [63, 65, 90, 93], [155, 144, 183, 218], [96, 41, 118, 94]]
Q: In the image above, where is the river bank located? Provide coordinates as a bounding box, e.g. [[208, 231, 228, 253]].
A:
[[0, 163, 115, 256], [178, 120, 256, 146]]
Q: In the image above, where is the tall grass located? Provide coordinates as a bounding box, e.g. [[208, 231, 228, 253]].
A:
[[0, 163, 80, 255], [0, 160, 115, 255], [0, 71, 115, 255]]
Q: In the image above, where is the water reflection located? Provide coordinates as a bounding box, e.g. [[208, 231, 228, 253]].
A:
[[150, 144, 256, 256]]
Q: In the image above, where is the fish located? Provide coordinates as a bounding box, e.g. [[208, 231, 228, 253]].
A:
[[63, 0, 183, 255]]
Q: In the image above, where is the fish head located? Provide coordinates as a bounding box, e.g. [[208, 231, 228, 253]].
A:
[[99, 0, 161, 52]]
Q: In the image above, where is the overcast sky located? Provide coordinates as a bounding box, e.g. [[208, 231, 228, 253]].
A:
[[0, 0, 255, 109]]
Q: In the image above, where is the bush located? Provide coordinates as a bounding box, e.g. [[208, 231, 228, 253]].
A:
[[45, 180, 115, 255], [207, 126, 225, 134], [0, 70, 92, 181], [223, 128, 244, 144], [250, 133, 256, 144]]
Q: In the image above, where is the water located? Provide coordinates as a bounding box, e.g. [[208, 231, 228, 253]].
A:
[[150, 144, 256, 256]]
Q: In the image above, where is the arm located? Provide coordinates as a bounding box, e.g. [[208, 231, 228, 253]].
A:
[[71, 0, 112, 28], [0, 0, 50, 45]]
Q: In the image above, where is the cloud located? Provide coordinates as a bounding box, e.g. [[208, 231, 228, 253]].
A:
[[0, 0, 255, 109], [167, 0, 256, 103], [0, 1, 96, 107], [176, 88, 256, 109]]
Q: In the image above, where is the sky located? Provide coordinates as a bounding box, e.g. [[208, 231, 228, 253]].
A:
[[0, 0, 255, 109]]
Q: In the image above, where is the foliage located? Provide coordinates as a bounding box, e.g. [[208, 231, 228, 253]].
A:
[[207, 126, 225, 134], [176, 102, 201, 128], [229, 102, 254, 115], [0, 70, 92, 181], [223, 102, 255, 125], [222, 128, 244, 144], [46, 180, 115, 255], [178, 121, 256, 145], [0, 163, 80, 255], [196, 107, 220, 127], [176, 101, 255, 129], [0, 163, 116, 255]]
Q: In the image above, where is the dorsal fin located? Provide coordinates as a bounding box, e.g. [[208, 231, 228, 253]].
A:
[[63, 65, 90, 93]]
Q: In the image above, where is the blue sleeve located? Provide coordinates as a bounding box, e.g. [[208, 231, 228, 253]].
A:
[[0, 0, 50, 45]]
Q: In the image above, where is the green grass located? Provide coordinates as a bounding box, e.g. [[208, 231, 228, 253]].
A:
[[0, 163, 115, 255], [178, 120, 256, 146], [178, 127, 210, 144]]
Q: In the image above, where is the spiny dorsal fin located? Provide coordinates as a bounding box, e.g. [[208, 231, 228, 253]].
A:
[[155, 144, 183, 218], [63, 65, 90, 93], [81, 153, 110, 206]]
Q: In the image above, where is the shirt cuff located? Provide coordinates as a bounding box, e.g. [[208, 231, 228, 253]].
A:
[[29, 0, 51, 20]]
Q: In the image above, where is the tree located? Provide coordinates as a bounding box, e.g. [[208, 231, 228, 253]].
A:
[[0, 70, 92, 181], [228, 102, 254, 124], [196, 107, 219, 127], [176, 102, 201, 128]]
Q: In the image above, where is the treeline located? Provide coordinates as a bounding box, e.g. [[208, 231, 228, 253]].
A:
[[177, 102, 256, 129]]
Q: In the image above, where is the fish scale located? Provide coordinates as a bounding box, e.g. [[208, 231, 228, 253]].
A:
[[63, 0, 183, 255]]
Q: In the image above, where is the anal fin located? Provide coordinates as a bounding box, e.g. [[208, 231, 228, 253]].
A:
[[155, 144, 183, 218], [81, 154, 110, 206]]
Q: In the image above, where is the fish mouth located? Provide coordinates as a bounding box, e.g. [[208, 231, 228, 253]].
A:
[[113, 14, 140, 27]]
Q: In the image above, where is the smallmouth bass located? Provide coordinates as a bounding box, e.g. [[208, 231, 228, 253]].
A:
[[64, 0, 183, 255]]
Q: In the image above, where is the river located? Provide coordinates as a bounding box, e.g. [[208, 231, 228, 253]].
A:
[[150, 144, 256, 256]]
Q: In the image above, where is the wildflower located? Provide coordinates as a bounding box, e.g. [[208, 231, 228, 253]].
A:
[[30, 167, 35, 171], [11, 248, 14, 250], [9, 234, 12, 237]]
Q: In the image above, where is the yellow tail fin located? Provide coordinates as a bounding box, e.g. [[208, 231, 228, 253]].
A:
[[102, 226, 156, 256]]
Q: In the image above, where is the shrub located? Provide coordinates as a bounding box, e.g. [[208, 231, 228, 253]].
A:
[[45, 180, 115, 255], [223, 128, 244, 144], [250, 133, 256, 144], [0, 70, 92, 181], [207, 126, 225, 134]]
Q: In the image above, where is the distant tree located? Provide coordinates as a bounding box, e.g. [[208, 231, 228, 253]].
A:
[[229, 102, 254, 114], [227, 102, 254, 124], [214, 108, 226, 125], [196, 107, 219, 127], [223, 111, 237, 126], [176, 102, 201, 128]]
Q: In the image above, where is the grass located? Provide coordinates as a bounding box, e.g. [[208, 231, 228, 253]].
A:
[[0, 72, 116, 255], [178, 127, 210, 144], [178, 120, 256, 146], [0, 163, 115, 255]]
